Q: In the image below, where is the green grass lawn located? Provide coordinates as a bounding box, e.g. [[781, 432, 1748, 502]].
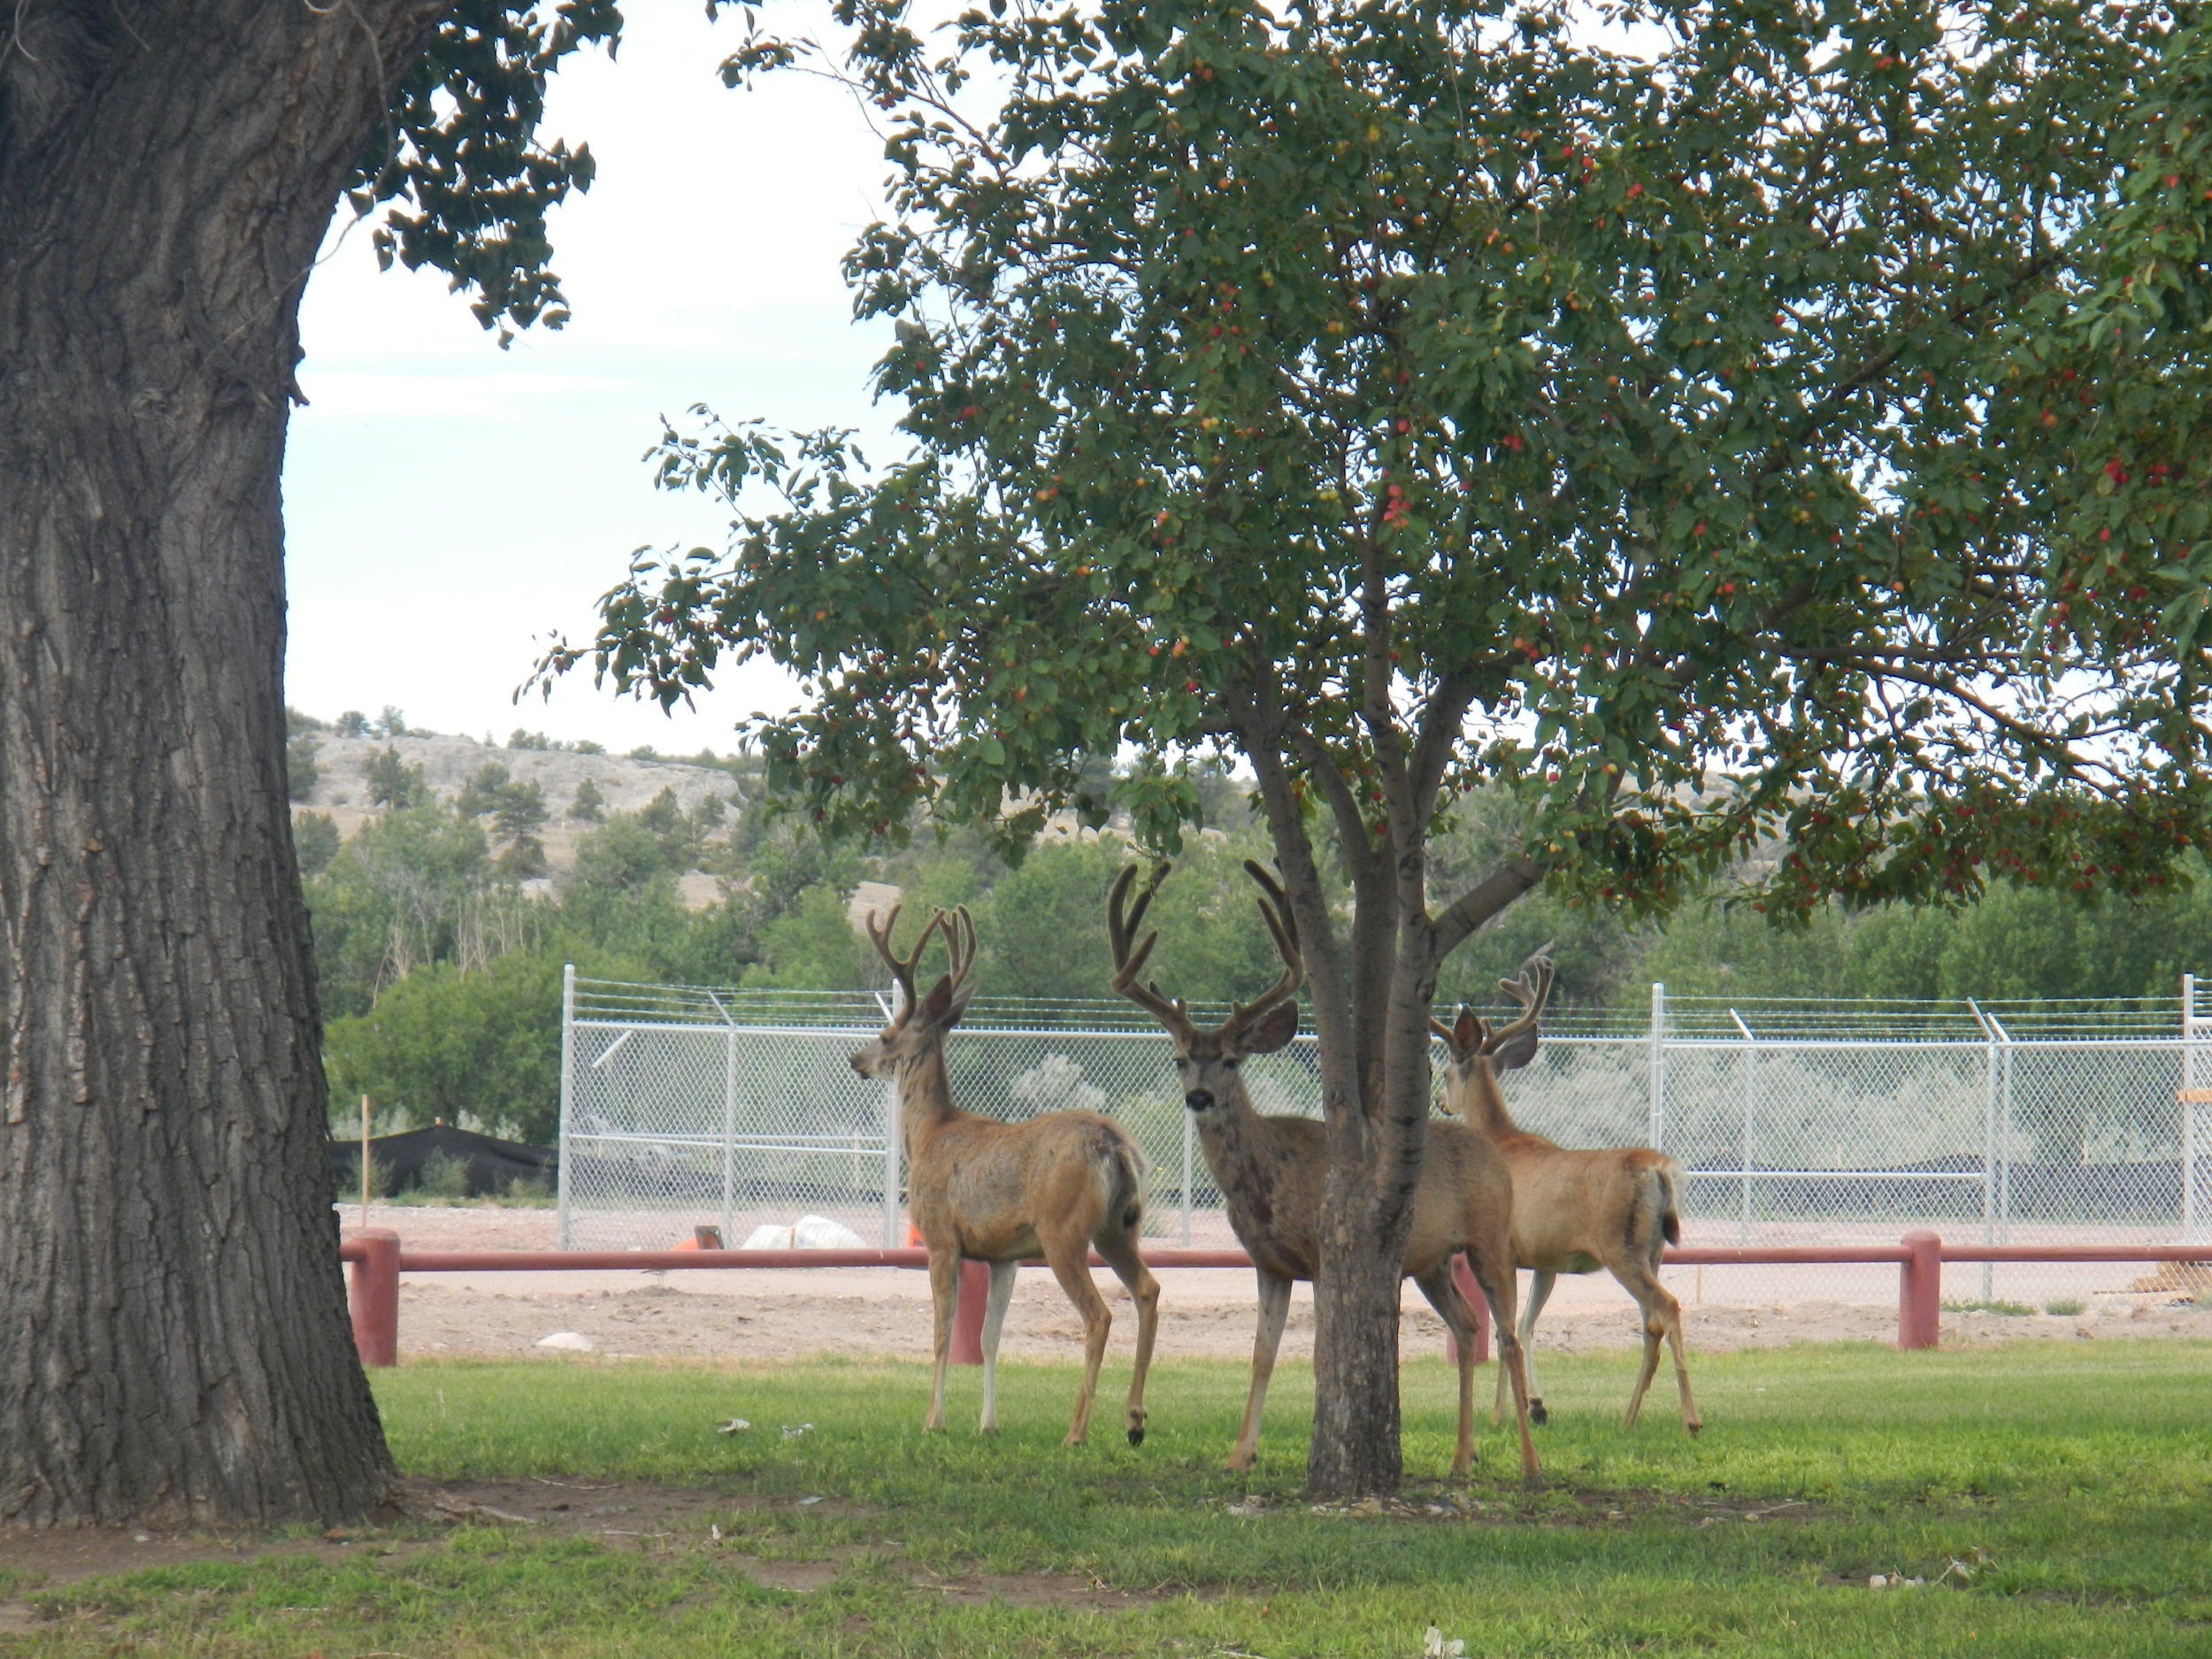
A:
[[7, 1341, 2211, 1655]]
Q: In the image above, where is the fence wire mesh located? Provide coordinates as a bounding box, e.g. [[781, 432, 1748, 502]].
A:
[[558, 971, 2212, 1310]]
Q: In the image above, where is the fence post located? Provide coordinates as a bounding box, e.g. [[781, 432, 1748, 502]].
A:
[[712, 995, 740, 1248], [1181, 1108, 1194, 1247], [951, 1259, 989, 1364], [1970, 999, 1995, 1302], [1898, 1231, 1941, 1351], [359, 1093, 373, 1227], [346, 1229, 402, 1368], [556, 964, 575, 1252], [1730, 1009, 1755, 1245], [2185, 974, 2200, 1244], [1443, 1253, 1492, 1366], [1998, 1023, 2015, 1247], [880, 1078, 902, 1248], [1647, 981, 1667, 1152]]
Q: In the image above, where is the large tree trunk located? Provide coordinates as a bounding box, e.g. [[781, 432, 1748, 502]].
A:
[[1307, 1176, 1409, 1495], [0, 0, 440, 1526], [1305, 942, 1440, 1497]]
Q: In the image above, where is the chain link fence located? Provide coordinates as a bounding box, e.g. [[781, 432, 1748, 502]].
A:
[[558, 969, 2212, 1310]]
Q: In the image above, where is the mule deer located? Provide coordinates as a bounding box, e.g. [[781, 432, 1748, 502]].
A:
[[1434, 960, 1700, 1436], [1107, 863, 1539, 1479], [850, 904, 1160, 1446]]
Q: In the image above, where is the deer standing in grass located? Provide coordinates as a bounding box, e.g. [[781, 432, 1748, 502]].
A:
[[1435, 960, 1701, 1436], [1108, 863, 1540, 1480], [850, 904, 1160, 1446]]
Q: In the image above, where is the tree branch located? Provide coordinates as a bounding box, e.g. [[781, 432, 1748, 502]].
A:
[[1432, 855, 1552, 959], [1408, 672, 1478, 825]]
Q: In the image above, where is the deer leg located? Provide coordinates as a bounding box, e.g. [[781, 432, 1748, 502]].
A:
[[1229, 1271, 1294, 1472], [1413, 1263, 1478, 1479], [977, 1258, 1018, 1434], [925, 1248, 961, 1433], [1495, 1268, 1555, 1427], [1094, 1227, 1161, 1447], [1663, 1298, 1701, 1438], [1464, 1244, 1540, 1484], [1622, 1294, 1664, 1428], [1614, 1259, 1697, 1435], [1040, 1226, 1113, 1448], [1518, 1269, 1556, 1427]]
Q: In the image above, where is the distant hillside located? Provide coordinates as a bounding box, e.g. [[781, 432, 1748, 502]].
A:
[[288, 723, 748, 899]]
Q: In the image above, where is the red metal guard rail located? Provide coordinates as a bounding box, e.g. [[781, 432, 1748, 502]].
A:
[[338, 1229, 2208, 1371]]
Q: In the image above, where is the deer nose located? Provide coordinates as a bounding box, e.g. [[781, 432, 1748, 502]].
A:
[[1183, 1088, 1214, 1113]]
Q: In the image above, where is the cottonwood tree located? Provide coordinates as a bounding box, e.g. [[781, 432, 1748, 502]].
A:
[[0, 0, 617, 1525], [555, 0, 2212, 1494]]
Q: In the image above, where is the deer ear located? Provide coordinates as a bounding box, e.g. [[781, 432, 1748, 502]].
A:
[[944, 979, 976, 1028], [1486, 1021, 1540, 1074], [1242, 1001, 1299, 1056], [918, 976, 956, 1026], [1451, 1007, 1479, 1058]]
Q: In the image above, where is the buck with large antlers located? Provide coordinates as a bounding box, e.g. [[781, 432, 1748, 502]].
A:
[[1435, 960, 1701, 1437], [1109, 863, 1539, 1480], [851, 904, 1160, 1446]]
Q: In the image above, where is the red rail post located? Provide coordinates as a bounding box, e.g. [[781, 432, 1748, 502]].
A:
[[345, 1228, 401, 1368], [950, 1258, 989, 1364], [1897, 1230, 1941, 1351], [1443, 1253, 1493, 1366]]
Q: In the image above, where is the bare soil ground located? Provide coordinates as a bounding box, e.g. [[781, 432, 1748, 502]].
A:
[[352, 1203, 2212, 1364]]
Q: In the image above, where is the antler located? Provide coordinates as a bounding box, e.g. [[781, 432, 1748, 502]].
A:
[[1107, 864, 1196, 1040], [1482, 955, 1555, 1058], [864, 902, 943, 1017], [934, 904, 979, 1005], [1223, 860, 1304, 1045]]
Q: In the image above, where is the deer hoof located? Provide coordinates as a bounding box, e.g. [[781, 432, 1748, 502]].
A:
[[1684, 1420, 1702, 1440], [1529, 1400, 1548, 1427], [1126, 1424, 1146, 1447]]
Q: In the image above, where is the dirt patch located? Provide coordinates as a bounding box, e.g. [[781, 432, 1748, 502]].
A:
[[380, 1272, 2212, 1366], [0, 1477, 877, 1632], [0, 1479, 733, 1605], [1219, 1480, 1832, 1531], [739, 1556, 849, 1593], [389, 1475, 866, 1536], [917, 1568, 1172, 1610], [0, 1519, 441, 1636]]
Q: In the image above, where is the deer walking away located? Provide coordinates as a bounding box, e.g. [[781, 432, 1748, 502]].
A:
[[1435, 960, 1701, 1437]]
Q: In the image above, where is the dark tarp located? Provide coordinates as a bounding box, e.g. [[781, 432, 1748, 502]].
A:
[[328, 1124, 557, 1199]]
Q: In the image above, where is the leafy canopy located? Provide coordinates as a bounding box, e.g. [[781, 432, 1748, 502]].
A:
[[348, 0, 624, 342], [549, 0, 2212, 928]]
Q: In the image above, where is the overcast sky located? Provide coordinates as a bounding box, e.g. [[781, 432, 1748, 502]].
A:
[[283, 3, 888, 752]]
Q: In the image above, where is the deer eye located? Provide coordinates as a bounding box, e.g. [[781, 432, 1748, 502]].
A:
[[1221, 1056, 1240, 1069]]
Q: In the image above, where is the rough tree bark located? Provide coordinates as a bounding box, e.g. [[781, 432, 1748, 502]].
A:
[[0, 0, 446, 1526]]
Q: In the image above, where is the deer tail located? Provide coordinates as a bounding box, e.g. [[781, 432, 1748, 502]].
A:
[[1653, 1160, 1683, 1250], [1097, 1126, 1148, 1234]]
